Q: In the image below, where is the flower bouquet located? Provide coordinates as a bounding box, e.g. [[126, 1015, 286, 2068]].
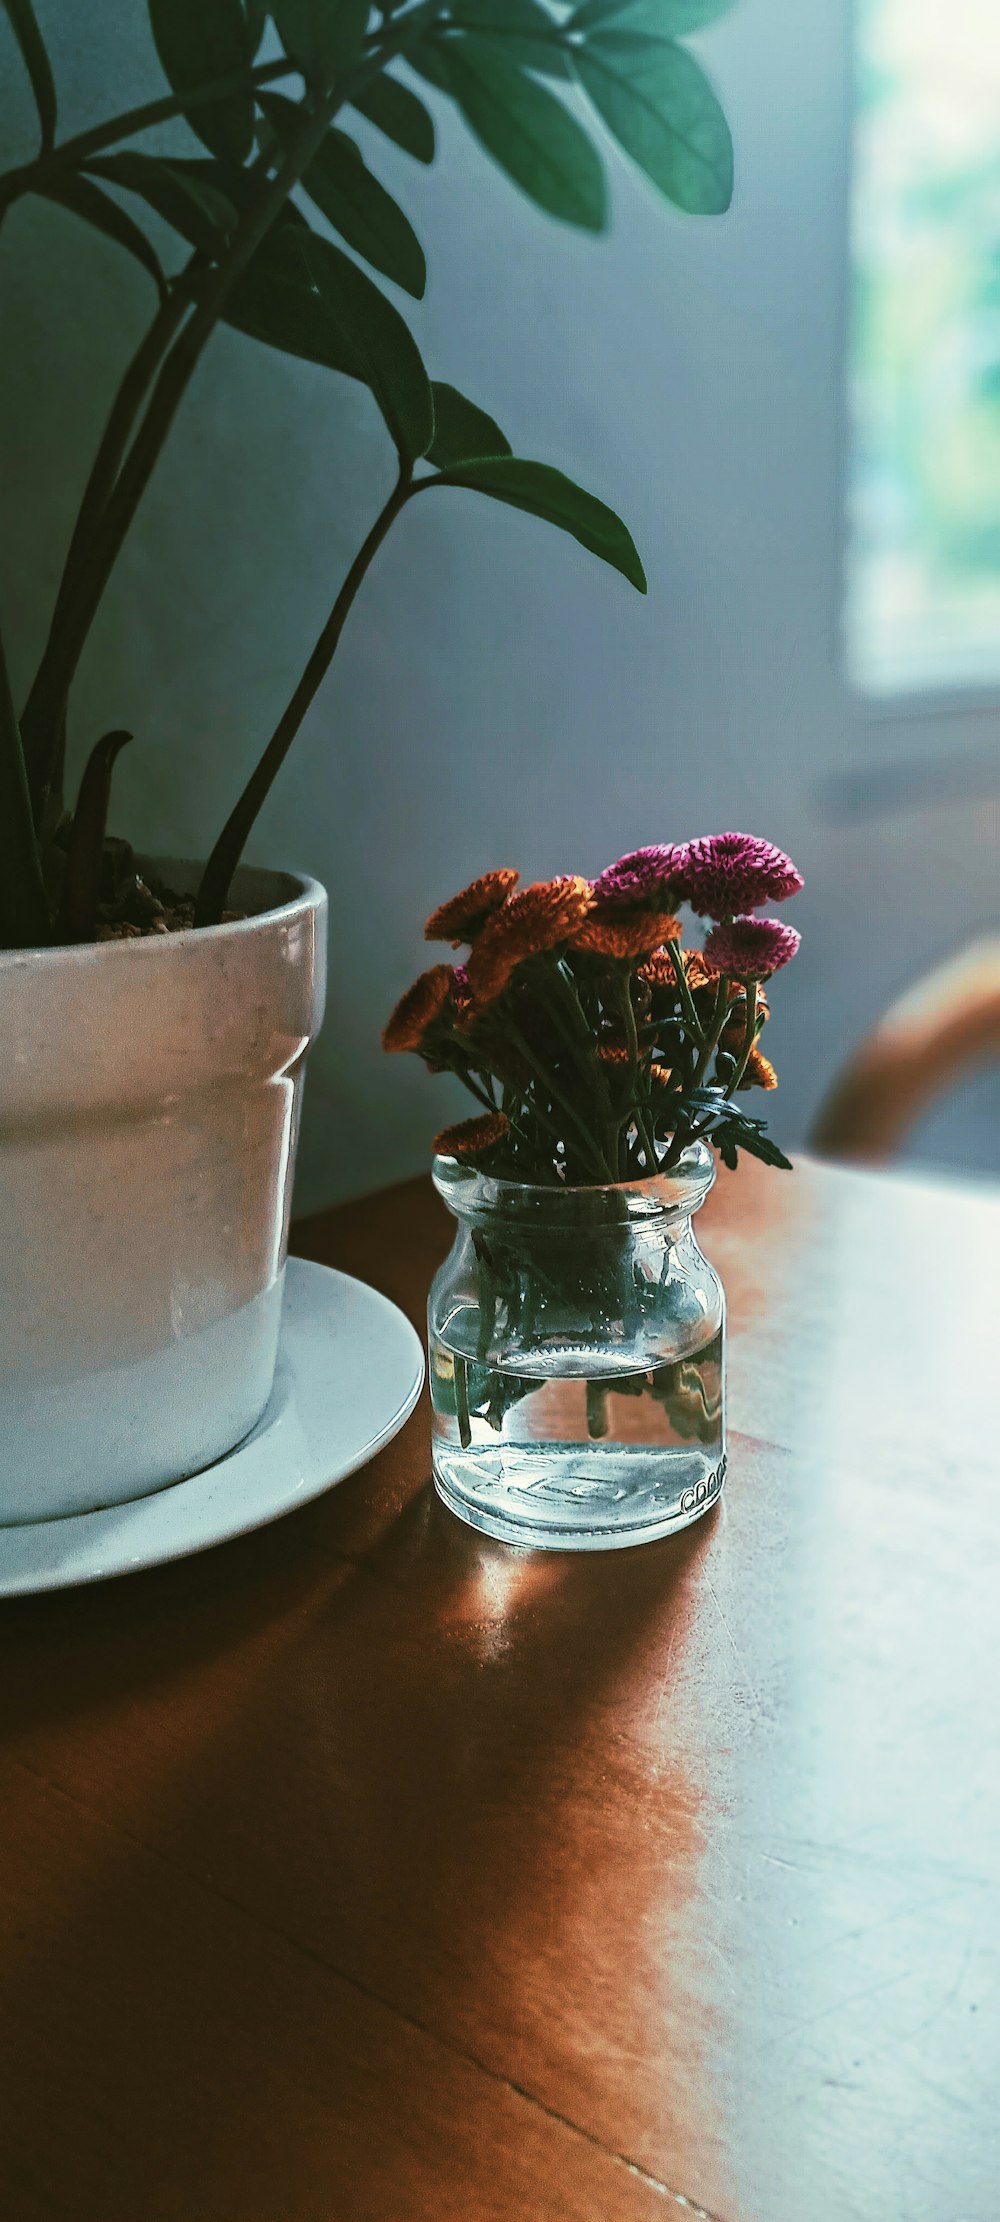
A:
[[384, 834, 803, 1550]]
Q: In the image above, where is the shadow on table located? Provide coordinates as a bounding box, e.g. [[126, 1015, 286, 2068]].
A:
[[0, 1458, 725, 2214]]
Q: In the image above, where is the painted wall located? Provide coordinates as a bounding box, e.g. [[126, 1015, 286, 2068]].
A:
[[2, 1, 997, 1210]]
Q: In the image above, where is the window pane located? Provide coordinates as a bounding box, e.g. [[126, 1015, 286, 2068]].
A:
[[846, 0, 1000, 696]]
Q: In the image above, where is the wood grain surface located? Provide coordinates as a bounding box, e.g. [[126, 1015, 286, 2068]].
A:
[[1, 1157, 998, 2222]]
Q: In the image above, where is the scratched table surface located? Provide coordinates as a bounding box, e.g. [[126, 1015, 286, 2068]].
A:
[[1, 1156, 998, 2222]]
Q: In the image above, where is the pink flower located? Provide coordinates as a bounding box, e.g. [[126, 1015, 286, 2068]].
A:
[[703, 916, 801, 981], [590, 844, 684, 909], [670, 833, 803, 918]]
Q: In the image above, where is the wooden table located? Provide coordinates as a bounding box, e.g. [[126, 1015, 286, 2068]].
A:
[[2, 1157, 998, 2222]]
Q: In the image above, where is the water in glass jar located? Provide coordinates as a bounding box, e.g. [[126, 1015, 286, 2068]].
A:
[[429, 1327, 726, 1550]]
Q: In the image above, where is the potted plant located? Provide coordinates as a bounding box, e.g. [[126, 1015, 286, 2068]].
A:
[[384, 838, 802, 1548], [0, 0, 734, 1522]]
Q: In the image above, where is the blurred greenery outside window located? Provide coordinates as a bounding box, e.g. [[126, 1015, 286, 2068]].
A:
[[847, 0, 1000, 696]]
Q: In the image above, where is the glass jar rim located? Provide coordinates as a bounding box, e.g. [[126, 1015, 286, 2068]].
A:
[[432, 1139, 716, 1221]]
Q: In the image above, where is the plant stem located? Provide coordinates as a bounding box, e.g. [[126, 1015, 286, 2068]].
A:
[[667, 939, 706, 1045], [671, 979, 758, 1159], [725, 984, 761, 1095], [18, 5, 445, 805], [19, 94, 341, 788], [505, 1017, 615, 1183], [27, 280, 195, 825], [0, 615, 49, 949], [195, 465, 414, 924], [620, 970, 656, 1173], [691, 976, 730, 1088], [542, 956, 617, 1141], [0, 62, 296, 209], [454, 1354, 472, 1449]]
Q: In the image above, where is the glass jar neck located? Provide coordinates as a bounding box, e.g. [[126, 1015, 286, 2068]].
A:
[[432, 1141, 716, 1232]]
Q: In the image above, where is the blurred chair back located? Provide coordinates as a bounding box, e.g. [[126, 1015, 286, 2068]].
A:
[[810, 937, 1000, 1163]]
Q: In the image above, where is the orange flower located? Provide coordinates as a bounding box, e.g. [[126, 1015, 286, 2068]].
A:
[[433, 1111, 510, 1158], [720, 984, 770, 1052], [737, 1047, 778, 1090], [467, 876, 593, 1006], [382, 965, 454, 1053], [597, 1040, 630, 1066], [424, 868, 519, 945], [682, 948, 720, 993], [650, 1063, 674, 1088], [570, 910, 681, 961], [639, 944, 684, 990]]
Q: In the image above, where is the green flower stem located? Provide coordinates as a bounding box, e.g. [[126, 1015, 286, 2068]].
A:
[[619, 969, 657, 1173], [667, 940, 706, 1047], [196, 462, 415, 923], [692, 975, 730, 1087], [505, 1017, 615, 1182], [519, 955, 618, 1169], [453, 1354, 472, 1449], [586, 1379, 611, 1438], [545, 955, 619, 1137], [725, 983, 762, 1096], [451, 1059, 535, 1153]]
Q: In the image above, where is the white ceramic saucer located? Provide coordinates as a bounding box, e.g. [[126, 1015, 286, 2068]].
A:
[[0, 1261, 425, 1598]]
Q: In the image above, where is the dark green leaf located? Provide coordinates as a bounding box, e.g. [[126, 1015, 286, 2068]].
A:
[[272, 0, 369, 84], [350, 71, 436, 163], [223, 223, 361, 375], [428, 382, 511, 467], [85, 153, 237, 250], [420, 456, 646, 590], [407, 40, 450, 92], [574, 31, 733, 213], [570, 0, 733, 32], [722, 1121, 791, 1171], [410, 43, 606, 230], [147, 0, 254, 163], [261, 93, 425, 296], [1, 0, 56, 151], [35, 172, 166, 295], [445, 0, 571, 79], [301, 231, 434, 458], [165, 152, 282, 215], [691, 1097, 793, 1171], [245, 0, 269, 51]]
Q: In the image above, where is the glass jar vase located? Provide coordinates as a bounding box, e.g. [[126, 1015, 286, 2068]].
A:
[[428, 1142, 726, 1551]]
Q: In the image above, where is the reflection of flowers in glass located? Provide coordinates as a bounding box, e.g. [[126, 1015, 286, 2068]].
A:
[[424, 868, 519, 944], [382, 965, 454, 1052], [703, 916, 801, 981], [571, 911, 681, 960], [468, 877, 592, 1005], [671, 832, 803, 918], [433, 1111, 509, 1157], [590, 844, 683, 909]]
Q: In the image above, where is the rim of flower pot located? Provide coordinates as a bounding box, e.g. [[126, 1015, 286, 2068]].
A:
[[432, 1139, 717, 1217], [0, 859, 326, 971]]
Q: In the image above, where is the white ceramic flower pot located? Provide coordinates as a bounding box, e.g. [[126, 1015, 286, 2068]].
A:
[[0, 861, 327, 1525]]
